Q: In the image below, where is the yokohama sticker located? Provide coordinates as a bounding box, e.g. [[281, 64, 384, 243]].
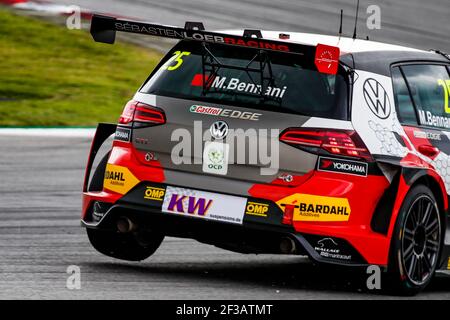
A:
[[114, 127, 131, 142], [317, 156, 368, 177]]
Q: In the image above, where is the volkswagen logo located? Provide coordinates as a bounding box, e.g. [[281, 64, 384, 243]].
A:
[[210, 121, 229, 140], [363, 78, 391, 119]]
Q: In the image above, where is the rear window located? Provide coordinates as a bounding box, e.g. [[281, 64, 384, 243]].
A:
[[140, 41, 349, 120]]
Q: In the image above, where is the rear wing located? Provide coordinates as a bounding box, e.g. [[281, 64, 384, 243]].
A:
[[90, 14, 340, 75]]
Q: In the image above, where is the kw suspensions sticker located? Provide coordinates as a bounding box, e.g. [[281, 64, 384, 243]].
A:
[[276, 194, 351, 222], [162, 186, 247, 225]]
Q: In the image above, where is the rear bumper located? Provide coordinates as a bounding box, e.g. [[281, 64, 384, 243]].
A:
[[82, 186, 368, 267], [82, 123, 388, 267]]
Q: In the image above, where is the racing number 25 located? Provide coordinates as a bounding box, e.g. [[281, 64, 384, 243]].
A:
[[438, 79, 450, 114], [163, 51, 191, 71]]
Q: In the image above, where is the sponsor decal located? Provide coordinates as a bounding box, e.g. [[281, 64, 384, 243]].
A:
[[245, 201, 269, 217], [114, 127, 131, 142], [314, 44, 340, 75], [363, 78, 391, 119], [276, 193, 351, 222], [207, 76, 287, 99], [103, 164, 140, 195], [190, 104, 261, 121], [317, 156, 368, 177], [114, 22, 290, 52], [167, 194, 213, 215], [413, 130, 441, 141], [314, 238, 352, 261], [418, 110, 450, 129], [162, 186, 247, 224], [144, 186, 165, 201], [202, 141, 229, 175]]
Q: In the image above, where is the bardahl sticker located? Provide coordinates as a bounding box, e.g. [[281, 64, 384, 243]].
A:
[[276, 193, 351, 222], [103, 164, 140, 195]]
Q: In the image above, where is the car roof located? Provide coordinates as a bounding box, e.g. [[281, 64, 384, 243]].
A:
[[219, 30, 450, 76]]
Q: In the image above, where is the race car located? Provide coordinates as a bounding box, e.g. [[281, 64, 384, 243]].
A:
[[82, 14, 450, 295]]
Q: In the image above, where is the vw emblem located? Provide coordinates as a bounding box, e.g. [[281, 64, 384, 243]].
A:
[[210, 121, 229, 140], [363, 78, 391, 119]]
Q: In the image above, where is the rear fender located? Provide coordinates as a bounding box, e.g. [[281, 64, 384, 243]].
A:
[[83, 123, 117, 192]]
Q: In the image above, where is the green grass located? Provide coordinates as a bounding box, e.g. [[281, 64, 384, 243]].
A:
[[0, 9, 162, 126]]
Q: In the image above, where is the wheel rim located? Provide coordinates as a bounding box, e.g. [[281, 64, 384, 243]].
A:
[[401, 195, 441, 286]]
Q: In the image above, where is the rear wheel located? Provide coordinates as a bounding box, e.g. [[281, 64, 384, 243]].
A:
[[86, 151, 164, 261], [87, 227, 164, 261], [386, 184, 442, 295]]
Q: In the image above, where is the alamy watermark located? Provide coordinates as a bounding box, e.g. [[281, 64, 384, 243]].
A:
[[66, 5, 82, 30], [66, 265, 81, 290], [171, 121, 280, 176]]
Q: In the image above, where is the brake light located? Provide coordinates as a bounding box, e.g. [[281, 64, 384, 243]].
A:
[[280, 128, 372, 160], [118, 100, 166, 125]]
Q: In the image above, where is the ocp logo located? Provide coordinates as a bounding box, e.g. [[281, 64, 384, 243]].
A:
[[245, 201, 269, 217]]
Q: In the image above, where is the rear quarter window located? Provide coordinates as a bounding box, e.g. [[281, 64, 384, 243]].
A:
[[401, 64, 450, 129]]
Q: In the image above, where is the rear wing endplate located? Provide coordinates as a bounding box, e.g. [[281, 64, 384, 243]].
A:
[[90, 14, 340, 75]]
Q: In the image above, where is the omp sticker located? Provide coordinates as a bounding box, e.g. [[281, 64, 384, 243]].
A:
[[144, 186, 165, 201], [103, 164, 140, 195], [162, 186, 247, 224], [276, 194, 351, 222], [245, 201, 269, 217]]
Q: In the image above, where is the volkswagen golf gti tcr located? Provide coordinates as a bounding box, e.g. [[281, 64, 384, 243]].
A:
[[82, 14, 450, 295]]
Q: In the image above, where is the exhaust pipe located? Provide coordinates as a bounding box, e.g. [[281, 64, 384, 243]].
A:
[[116, 216, 137, 233], [280, 237, 297, 254]]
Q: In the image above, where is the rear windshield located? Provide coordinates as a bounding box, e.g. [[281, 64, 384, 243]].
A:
[[141, 41, 349, 120]]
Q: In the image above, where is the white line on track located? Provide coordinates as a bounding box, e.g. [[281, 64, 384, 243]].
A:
[[0, 128, 96, 137]]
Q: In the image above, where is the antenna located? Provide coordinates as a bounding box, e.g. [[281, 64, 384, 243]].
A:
[[338, 9, 343, 38], [352, 0, 360, 40]]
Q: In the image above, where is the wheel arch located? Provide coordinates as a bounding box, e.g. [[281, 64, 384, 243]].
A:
[[388, 167, 449, 268]]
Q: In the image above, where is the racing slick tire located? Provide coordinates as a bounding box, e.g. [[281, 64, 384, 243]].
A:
[[386, 184, 443, 295], [86, 228, 164, 261], [86, 151, 165, 261]]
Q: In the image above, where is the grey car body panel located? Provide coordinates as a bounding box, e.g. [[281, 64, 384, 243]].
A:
[[132, 94, 319, 192], [163, 168, 254, 196]]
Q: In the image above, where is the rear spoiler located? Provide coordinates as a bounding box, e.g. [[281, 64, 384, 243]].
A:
[[90, 14, 340, 75]]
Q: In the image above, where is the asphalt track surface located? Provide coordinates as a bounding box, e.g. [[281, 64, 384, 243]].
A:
[[1, 133, 450, 300], [2, 0, 450, 300]]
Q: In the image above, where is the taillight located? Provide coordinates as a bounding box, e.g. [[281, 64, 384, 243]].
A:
[[118, 100, 166, 125], [280, 128, 372, 161]]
